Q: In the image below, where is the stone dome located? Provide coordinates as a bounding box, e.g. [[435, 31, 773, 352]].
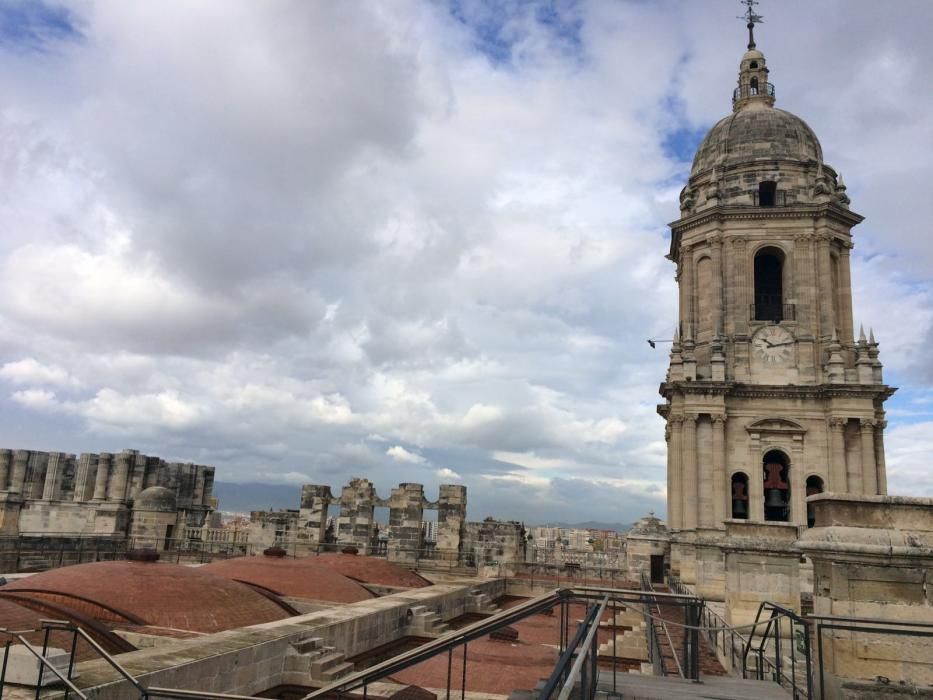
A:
[[201, 554, 375, 603], [690, 106, 823, 177], [3, 560, 293, 633], [134, 485, 177, 512], [628, 513, 668, 537]]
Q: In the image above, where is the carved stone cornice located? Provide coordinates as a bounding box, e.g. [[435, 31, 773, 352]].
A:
[[659, 380, 897, 402], [668, 202, 864, 258]]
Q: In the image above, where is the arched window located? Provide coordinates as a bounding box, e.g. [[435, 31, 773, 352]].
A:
[[763, 450, 790, 522], [731, 473, 749, 519], [805, 475, 825, 528], [750, 77, 759, 95], [750, 61, 759, 69], [754, 247, 784, 321]]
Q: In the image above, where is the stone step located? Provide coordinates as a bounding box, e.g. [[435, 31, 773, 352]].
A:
[[290, 636, 323, 655], [320, 661, 355, 682], [310, 652, 348, 675]]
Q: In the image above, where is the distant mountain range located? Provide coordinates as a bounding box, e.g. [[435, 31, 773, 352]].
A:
[[212, 482, 633, 532]]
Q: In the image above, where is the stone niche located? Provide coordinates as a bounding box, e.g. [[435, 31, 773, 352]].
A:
[[798, 494, 933, 698], [721, 520, 801, 630]]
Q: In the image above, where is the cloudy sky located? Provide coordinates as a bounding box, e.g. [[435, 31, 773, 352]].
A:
[[1, 0, 931, 524]]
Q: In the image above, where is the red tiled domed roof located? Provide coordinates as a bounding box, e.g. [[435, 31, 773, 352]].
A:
[[202, 555, 374, 603], [0, 596, 119, 661], [3, 560, 292, 634], [313, 554, 431, 588]]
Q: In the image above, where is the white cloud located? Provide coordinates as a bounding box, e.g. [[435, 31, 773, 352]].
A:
[[436, 467, 461, 481], [11, 389, 59, 411], [0, 358, 77, 388], [386, 445, 427, 465]]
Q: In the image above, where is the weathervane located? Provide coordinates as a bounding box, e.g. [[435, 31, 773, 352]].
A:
[[738, 0, 764, 50]]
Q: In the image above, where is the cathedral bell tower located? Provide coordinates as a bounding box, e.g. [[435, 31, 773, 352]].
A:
[[658, 15, 894, 548]]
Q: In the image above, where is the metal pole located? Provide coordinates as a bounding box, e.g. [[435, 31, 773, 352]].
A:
[[612, 594, 617, 694], [64, 628, 79, 700], [461, 642, 467, 700], [0, 639, 11, 698], [446, 648, 452, 700]]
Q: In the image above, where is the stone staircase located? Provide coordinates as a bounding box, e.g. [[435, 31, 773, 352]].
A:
[[286, 636, 355, 684], [598, 623, 649, 662], [468, 590, 501, 614], [407, 605, 450, 635]]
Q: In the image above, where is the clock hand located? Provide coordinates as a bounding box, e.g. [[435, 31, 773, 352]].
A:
[[769, 341, 794, 347], [762, 339, 776, 348]]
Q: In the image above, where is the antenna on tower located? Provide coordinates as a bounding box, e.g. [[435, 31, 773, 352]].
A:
[[738, 0, 764, 49]]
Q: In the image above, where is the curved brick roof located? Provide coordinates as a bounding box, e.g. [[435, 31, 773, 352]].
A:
[[202, 555, 374, 603], [0, 596, 114, 661], [313, 554, 432, 588], [4, 560, 292, 634]]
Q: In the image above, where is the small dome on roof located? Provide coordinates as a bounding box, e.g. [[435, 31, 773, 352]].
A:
[[201, 555, 375, 603], [314, 553, 432, 588], [3, 560, 291, 633], [135, 486, 176, 512], [629, 513, 669, 537], [691, 107, 823, 177]]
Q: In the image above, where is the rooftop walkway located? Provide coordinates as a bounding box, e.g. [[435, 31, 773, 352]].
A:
[[597, 671, 790, 699]]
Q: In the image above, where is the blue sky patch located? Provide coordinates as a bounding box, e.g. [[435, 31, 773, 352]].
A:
[[446, 0, 583, 66], [0, 1, 80, 53]]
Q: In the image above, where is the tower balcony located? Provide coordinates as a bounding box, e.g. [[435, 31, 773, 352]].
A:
[[733, 81, 775, 106], [750, 302, 796, 323]]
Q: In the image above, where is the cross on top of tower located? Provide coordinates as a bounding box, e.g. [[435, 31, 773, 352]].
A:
[[738, 0, 764, 49]]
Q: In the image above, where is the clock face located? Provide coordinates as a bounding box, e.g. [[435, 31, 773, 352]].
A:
[[753, 326, 794, 364]]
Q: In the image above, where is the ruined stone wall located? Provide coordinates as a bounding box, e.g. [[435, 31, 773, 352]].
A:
[[461, 519, 525, 566], [249, 479, 467, 562], [0, 447, 215, 539]]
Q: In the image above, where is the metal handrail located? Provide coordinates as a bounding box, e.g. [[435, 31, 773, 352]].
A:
[[641, 572, 683, 678], [555, 596, 608, 700], [13, 635, 88, 699]]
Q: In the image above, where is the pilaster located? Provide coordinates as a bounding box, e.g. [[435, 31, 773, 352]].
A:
[[681, 414, 698, 530], [859, 419, 877, 494], [712, 414, 727, 527], [829, 418, 847, 492], [669, 416, 684, 530]]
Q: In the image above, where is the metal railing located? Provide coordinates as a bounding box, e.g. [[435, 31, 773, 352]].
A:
[[742, 602, 813, 699], [733, 82, 776, 103], [538, 596, 608, 700], [812, 614, 933, 700], [750, 302, 796, 322]]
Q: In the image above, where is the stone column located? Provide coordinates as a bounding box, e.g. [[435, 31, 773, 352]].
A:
[[710, 235, 723, 335], [681, 245, 695, 336], [0, 450, 10, 491], [860, 419, 877, 495], [838, 242, 855, 345], [42, 452, 64, 500], [875, 420, 888, 495], [388, 483, 425, 564], [733, 238, 748, 336], [845, 421, 863, 493], [10, 451, 28, 494], [300, 484, 333, 547], [337, 477, 376, 550], [73, 454, 95, 502], [817, 233, 835, 338], [712, 415, 727, 527], [669, 416, 684, 530], [109, 453, 131, 502], [93, 453, 112, 500], [681, 414, 698, 530], [793, 235, 811, 330], [437, 484, 466, 563], [829, 418, 847, 493]]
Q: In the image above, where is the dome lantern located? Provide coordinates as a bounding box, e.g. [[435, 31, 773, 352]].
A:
[[733, 1, 774, 111]]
